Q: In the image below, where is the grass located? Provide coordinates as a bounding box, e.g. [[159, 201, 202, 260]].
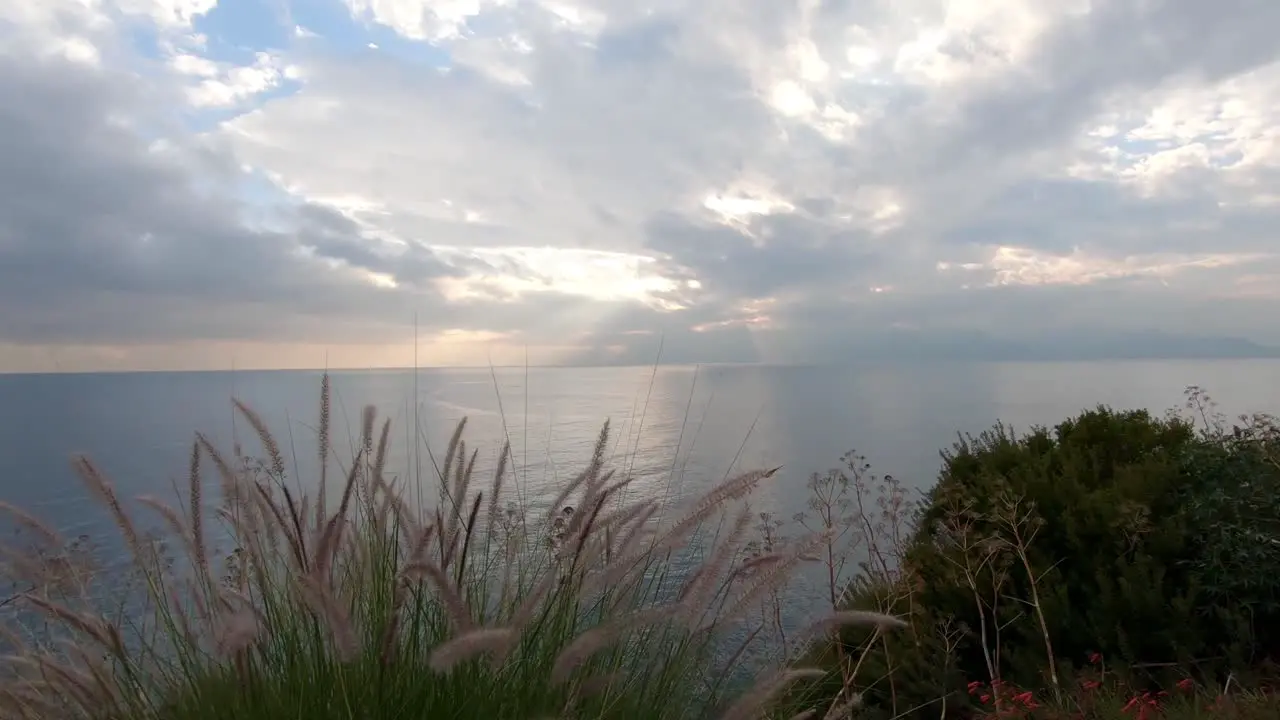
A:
[[0, 374, 902, 719]]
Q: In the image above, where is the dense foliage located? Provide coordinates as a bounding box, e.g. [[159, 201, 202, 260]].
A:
[[804, 397, 1280, 719]]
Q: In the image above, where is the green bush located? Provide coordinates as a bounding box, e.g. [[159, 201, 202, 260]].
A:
[[1173, 399, 1280, 659], [810, 403, 1280, 719]]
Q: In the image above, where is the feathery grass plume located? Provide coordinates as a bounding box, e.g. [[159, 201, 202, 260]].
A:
[[403, 559, 472, 632], [801, 610, 906, 636], [0, 502, 62, 550], [405, 522, 437, 566], [463, 447, 479, 497], [719, 668, 828, 720], [549, 606, 672, 685], [384, 490, 423, 543], [578, 502, 663, 600], [487, 441, 510, 529], [581, 420, 611, 497], [545, 466, 591, 527], [316, 371, 331, 529], [71, 456, 142, 561], [372, 417, 392, 486], [650, 467, 781, 557], [135, 496, 197, 564], [196, 432, 247, 514], [232, 399, 286, 480], [23, 655, 102, 712], [562, 423, 613, 541], [584, 497, 658, 576], [249, 482, 306, 571], [18, 594, 121, 657], [428, 627, 515, 672], [736, 552, 788, 577], [296, 574, 359, 661], [564, 486, 614, 573], [212, 610, 261, 658], [360, 404, 376, 455], [612, 501, 659, 554], [677, 505, 754, 626], [187, 440, 206, 577], [312, 449, 365, 580], [715, 533, 829, 630], [440, 418, 468, 501]]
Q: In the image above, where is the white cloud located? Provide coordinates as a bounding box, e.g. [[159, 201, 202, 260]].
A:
[[433, 246, 680, 307], [178, 51, 290, 107], [5, 0, 1280, 370], [114, 0, 216, 29], [343, 0, 514, 41], [940, 246, 1266, 288]]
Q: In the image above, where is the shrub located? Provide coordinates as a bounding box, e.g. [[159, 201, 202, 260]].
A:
[[809, 400, 1280, 719], [1173, 389, 1280, 660]]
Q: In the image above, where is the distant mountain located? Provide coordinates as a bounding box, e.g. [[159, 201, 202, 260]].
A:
[[562, 326, 1280, 367], [818, 329, 1280, 363]]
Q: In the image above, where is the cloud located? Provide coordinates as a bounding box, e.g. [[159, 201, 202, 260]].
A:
[[1, 0, 1280, 372]]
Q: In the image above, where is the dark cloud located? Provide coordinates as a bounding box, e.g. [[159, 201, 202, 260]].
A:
[[644, 211, 882, 300], [935, 179, 1241, 256], [0, 50, 504, 346], [925, 0, 1277, 165]]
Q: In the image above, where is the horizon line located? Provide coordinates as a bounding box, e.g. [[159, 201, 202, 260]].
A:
[[5, 355, 1280, 377]]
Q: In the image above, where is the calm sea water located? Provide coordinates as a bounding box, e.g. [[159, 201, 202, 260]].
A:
[[2, 360, 1279, 544], [1, 360, 1278, 671]]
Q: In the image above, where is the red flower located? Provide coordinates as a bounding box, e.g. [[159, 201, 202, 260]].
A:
[[1088, 652, 1102, 664], [980, 694, 991, 704], [1176, 678, 1193, 691], [1122, 692, 1162, 720], [1082, 680, 1102, 691], [968, 681, 985, 695]]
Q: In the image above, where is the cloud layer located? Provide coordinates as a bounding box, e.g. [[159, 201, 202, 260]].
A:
[[2, 0, 1279, 371]]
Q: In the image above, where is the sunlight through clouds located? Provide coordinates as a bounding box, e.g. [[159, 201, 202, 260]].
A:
[[3, 0, 1280, 371]]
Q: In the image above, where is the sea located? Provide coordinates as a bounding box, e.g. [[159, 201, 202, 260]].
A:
[[1, 360, 1278, 663]]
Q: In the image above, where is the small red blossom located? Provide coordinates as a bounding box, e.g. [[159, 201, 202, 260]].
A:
[[1175, 678, 1193, 692], [1122, 691, 1162, 720], [1013, 691, 1039, 710], [1088, 652, 1102, 665], [1081, 680, 1102, 691], [968, 680, 985, 695], [980, 694, 991, 704]]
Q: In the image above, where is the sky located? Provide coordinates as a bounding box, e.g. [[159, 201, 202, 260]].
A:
[[1, 0, 1279, 371]]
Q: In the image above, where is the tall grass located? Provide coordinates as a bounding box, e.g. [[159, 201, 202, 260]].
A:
[[0, 375, 903, 720]]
